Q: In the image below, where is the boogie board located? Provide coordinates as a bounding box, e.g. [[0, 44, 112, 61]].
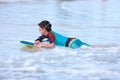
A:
[[20, 40, 34, 47], [20, 40, 41, 52]]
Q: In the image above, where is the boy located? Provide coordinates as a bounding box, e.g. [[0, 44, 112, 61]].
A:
[[34, 20, 91, 49]]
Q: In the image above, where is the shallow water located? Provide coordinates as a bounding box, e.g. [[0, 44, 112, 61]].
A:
[[0, 0, 120, 80]]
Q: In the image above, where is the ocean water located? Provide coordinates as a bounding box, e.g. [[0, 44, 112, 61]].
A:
[[0, 0, 120, 80]]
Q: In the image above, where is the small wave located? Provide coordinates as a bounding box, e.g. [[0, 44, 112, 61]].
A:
[[61, 0, 102, 15]]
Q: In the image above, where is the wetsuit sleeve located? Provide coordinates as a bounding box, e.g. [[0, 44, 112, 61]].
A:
[[48, 32, 55, 43], [35, 35, 46, 42]]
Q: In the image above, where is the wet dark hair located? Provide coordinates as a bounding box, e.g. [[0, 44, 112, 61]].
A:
[[38, 20, 52, 32]]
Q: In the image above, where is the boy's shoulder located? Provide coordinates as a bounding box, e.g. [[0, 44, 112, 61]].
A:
[[48, 31, 55, 37]]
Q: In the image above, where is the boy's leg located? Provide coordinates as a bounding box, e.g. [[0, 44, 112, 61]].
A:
[[69, 39, 82, 49]]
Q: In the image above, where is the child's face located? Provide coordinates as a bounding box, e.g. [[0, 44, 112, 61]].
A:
[[39, 28, 46, 35]]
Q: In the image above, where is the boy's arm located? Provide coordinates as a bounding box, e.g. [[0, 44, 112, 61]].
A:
[[34, 38, 55, 48], [35, 35, 46, 42], [39, 32, 55, 48], [35, 32, 55, 48], [39, 42, 55, 48]]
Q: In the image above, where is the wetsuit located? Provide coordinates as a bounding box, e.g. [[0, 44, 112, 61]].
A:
[[36, 31, 91, 49]]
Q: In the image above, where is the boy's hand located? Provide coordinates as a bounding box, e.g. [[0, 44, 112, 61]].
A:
[[34, 40, 41, 48], [34, 40, 40, 45]]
